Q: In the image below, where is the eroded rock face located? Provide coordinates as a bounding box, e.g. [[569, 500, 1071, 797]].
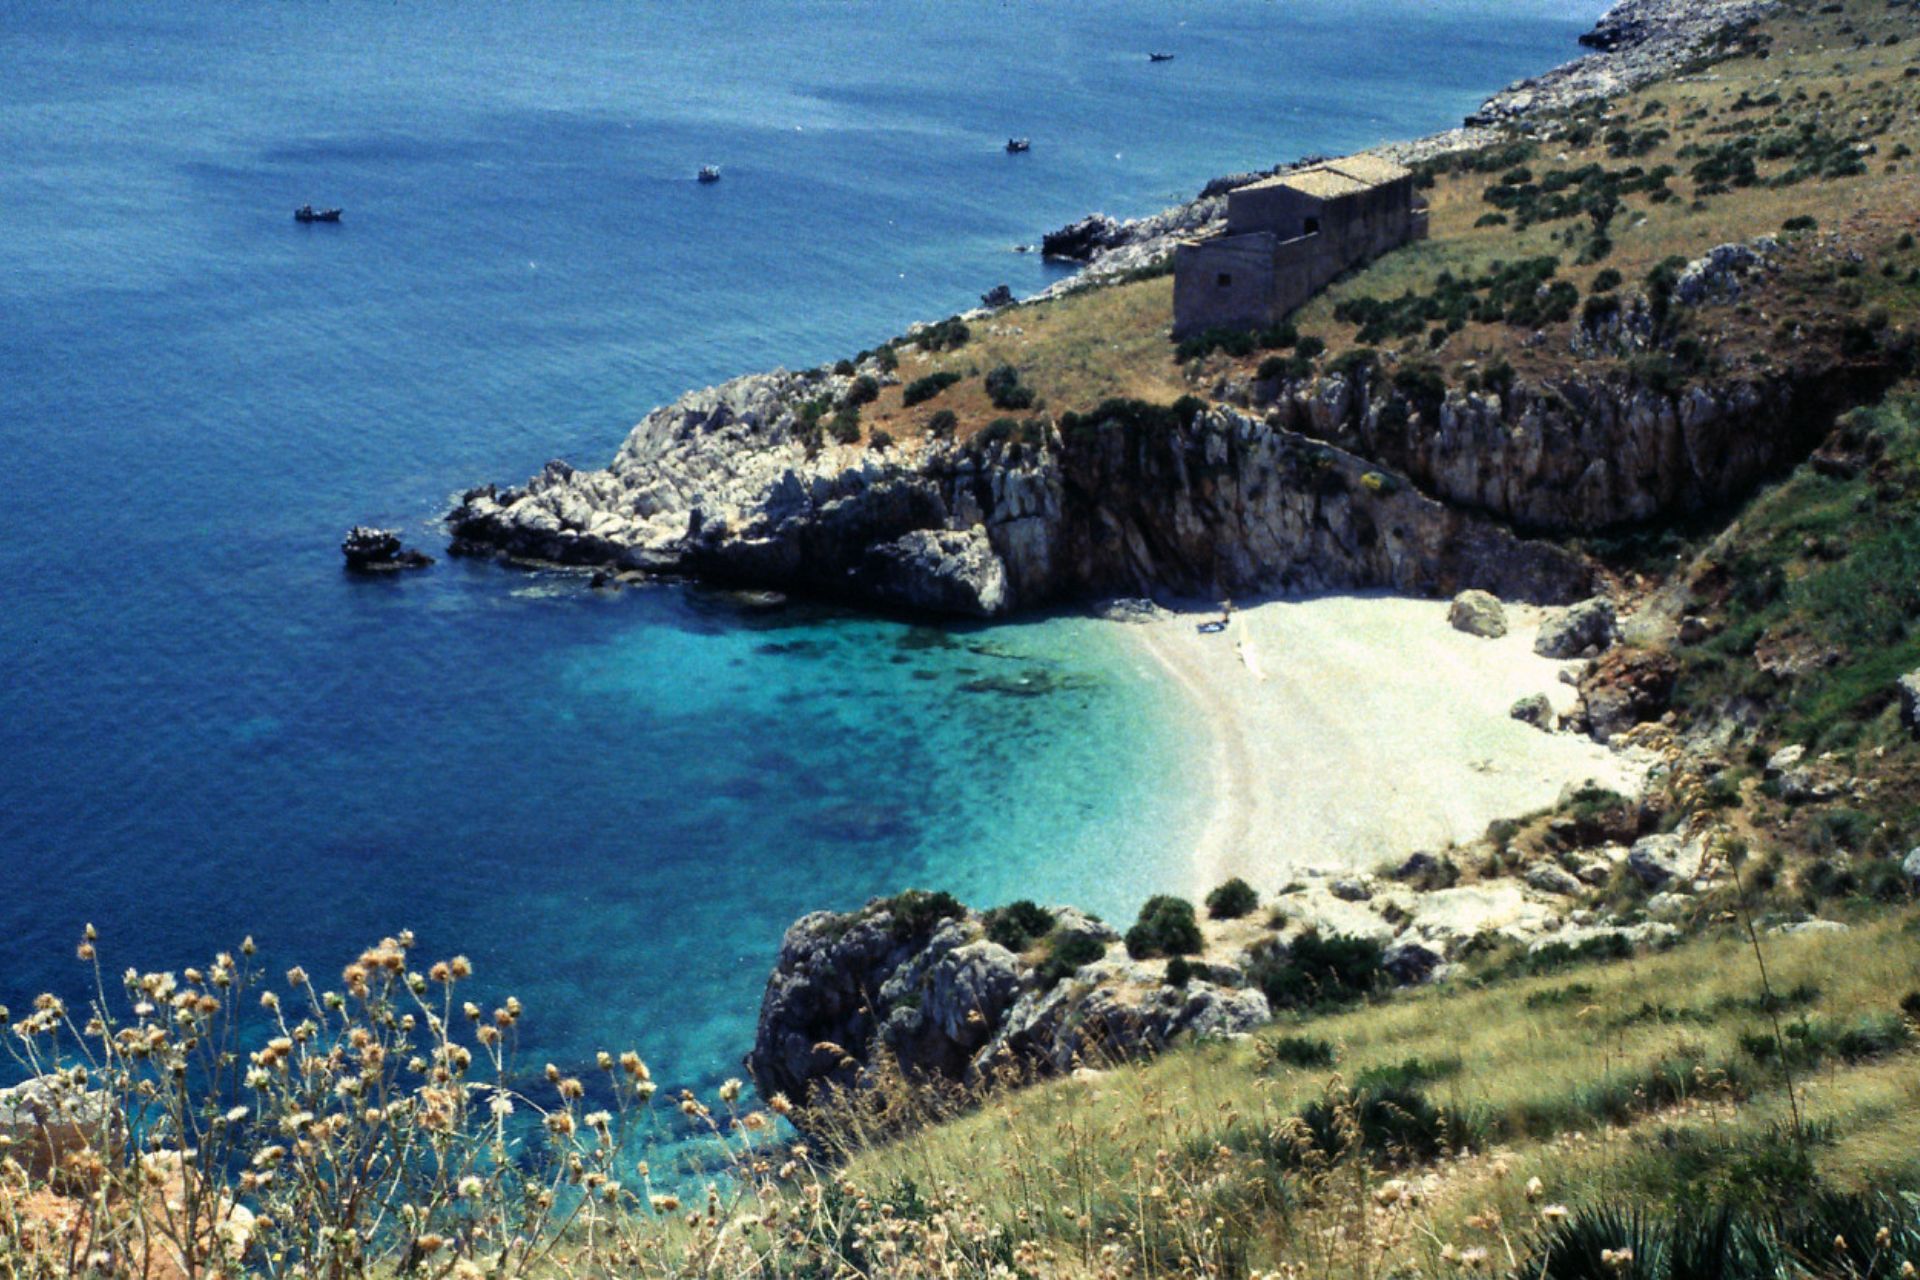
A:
[[449, 385, 1592, 617], [746, 899, 1268, 1124]]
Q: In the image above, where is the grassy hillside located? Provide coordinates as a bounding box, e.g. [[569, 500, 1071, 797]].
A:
[[828, 0, 1920, 451], [833, 910, 1920, 1277]]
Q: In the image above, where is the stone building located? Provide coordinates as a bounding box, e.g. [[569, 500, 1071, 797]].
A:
[[1172, 154, 1427, 337]]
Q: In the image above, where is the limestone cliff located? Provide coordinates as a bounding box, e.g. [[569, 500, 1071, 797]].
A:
[[448, 369, 1594, 617]]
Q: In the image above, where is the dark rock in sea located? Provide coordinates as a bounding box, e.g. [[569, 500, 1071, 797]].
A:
[[1040, 213, 1125, 262], [341, 526, 433, 572], [979, 283, 1016, 309]]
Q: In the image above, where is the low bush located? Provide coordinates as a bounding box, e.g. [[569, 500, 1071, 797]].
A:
[[1254, 1034, 1337, 1071], [1036, 929, 1109, 990], [1249, 932, 1384, 1010], [902, 371, 962, 406], [983, 364, 1035, 410], [1351, 1055, 1462, 1092], [916, 316, 971, 352], [1205, 877, 1259, 920], [926, 408, 958, 438], [1124, 895, 1203, 959], [877, 888, 966, 939], [842, 374, 880, 407], [982, 899, 1055, 951]]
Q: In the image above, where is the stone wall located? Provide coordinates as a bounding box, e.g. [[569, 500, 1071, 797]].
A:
[[1172, 233, 1279, 335]]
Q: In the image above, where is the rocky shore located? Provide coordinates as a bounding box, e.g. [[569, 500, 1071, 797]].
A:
[[448, 381, 1597, 617], [1033, 0, 1779, 292]]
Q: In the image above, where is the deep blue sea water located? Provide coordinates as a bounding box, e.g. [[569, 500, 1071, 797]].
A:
[[0, 1, 1597, 1105]]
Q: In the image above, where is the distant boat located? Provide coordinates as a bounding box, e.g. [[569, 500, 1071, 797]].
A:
[[1005, 138, 1030, 154], [697, 165, 721, 183], [1148, 51, 1175, 62], [293, 204, 342, 223]]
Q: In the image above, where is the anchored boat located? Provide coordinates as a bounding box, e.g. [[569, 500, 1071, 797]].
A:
[[697, 165, 721, 183], [293, 204, 342, 223], [1005, 137, 1030, 154]]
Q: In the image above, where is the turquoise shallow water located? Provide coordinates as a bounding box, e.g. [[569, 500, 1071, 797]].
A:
[[0, 0, 1597, 1105]]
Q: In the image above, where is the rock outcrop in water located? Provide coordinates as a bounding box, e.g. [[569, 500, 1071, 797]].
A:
[[448, 369, 1596, 617], [341, 526, 433, 572]]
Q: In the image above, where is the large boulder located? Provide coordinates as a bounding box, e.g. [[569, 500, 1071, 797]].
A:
[[1535, 598, 1617, 659], [1575, 647, 1676, 742], [1448, 590, 1508, 638], [1510, 693, 1554, 730], [1524, 861, 1584, 896], [1899, 671, 1920, 737], [1625, 832, 1704, 890]]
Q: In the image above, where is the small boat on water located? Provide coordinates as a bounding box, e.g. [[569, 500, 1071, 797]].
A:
[[1005, 137, 1030, 154], [294, 204, 342, 223], [1148, 51, 1175, 62], [697, 165, 721, 183]]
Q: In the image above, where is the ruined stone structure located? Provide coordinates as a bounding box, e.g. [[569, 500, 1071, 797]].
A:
[[1172, 155, 1427, 337]]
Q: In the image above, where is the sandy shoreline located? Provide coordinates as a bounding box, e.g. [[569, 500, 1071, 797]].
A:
[[1131, 594, 1647, 892]]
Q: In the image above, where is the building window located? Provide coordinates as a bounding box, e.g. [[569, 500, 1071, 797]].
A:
[[1216, 273, 1232, 287], [1304, 216, 1320, 235]]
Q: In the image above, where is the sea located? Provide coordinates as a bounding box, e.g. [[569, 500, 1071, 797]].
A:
[[0, 0, 1598, 1118]]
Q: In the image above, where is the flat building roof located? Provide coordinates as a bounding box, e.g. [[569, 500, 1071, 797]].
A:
[[1236, 154, 1412, 201]]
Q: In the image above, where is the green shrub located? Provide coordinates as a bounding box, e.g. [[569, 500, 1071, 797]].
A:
[[1204, 877, 1259, 920], [1326, 347, 1378, 382], [1255, 1034, 1336, 1071], [1057, 396, 1207, 442], [1174, 326, 1258, 362], [1352, 1055, 1463, 1092], [1295, 1085, 1475, 1167], [1164, 956, 1194, 988], [1249, 932, 1384, 1010], [876, 889, 965, 939], [1783, 214, 1819, 232], [902, 371, 962, 406], [916, 317, 971, 352], [1592, 267, 1624, 292], [926, 409, 958, 439], [842, 375, 880, 407], [984, 364, 1035, 410], [982, 900, 1055, 951], [1036, 930, 1108, 990], [868, 428, 894, 451], [1124, 895, 1203, 959], [826, 405, 861, 444], [832, 358, 857, 376], [1256, 354, 1313, 382]]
